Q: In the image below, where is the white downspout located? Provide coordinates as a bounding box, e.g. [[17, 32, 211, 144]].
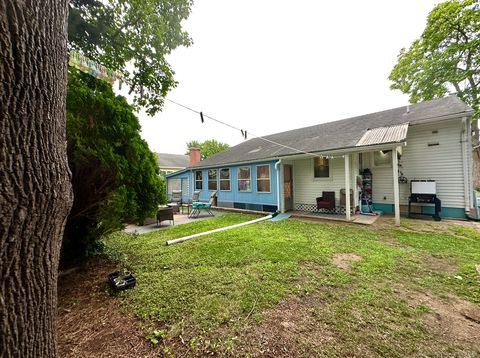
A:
[[467, 117, 473, 209], [461, 117, 470, 213], [344, 154, 351, 221], [275, 159, 282, 212]]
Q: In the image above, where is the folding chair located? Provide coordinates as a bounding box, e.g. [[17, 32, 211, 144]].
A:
[[189, 191, 217, 218]]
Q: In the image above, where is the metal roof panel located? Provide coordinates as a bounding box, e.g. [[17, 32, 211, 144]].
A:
[[356, 123, 409, 147]]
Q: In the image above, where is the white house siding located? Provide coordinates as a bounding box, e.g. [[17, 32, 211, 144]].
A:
[[365, 118, 466, 210], [292, 156, 358, 209]]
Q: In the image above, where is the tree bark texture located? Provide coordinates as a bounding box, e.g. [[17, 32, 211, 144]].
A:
[[0, 0, 72, 357]]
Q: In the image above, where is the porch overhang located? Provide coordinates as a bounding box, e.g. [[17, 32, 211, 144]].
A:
[[276, 123, 409, 161], [277, 141, 407, 161]]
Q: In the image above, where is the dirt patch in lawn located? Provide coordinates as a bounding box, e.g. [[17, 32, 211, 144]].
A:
[[233, 292, 343, 357], [422, 255, 457, 274], [332, 253, 361, 271], [57, 258, 159, 358], [406, 291, 480, 350]]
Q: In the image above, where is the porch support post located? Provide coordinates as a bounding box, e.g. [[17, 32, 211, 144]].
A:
[[392, 146, 401, 226], [344, 154, 351, 221]]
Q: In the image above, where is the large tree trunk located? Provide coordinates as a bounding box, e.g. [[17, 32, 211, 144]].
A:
[[0, 0, 72, 357]]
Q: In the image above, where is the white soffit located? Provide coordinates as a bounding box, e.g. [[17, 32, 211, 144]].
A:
[[356, 123, 409, 147]]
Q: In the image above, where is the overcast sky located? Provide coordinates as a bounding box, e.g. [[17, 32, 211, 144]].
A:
[[133, 0, 440, 155]]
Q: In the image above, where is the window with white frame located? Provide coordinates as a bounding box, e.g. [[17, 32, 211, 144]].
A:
[[208, 169, 217, 190], [256, 165, 270, 192], [195, 170, 203, 190], [237, 167, 251, 192], [314, 157, 330, 178], [220, 168, 230, 191], [373, 150, 392, 167]]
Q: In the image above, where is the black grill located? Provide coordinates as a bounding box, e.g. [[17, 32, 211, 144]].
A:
[[408, 180, 441, 221]]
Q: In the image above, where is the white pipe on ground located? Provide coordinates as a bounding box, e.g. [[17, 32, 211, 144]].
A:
[[165, 214, 273, 245]]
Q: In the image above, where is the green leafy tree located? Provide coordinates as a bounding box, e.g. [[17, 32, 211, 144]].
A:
[[186, 139, 230, 159], [389, 0, 480, 125], [68, 0, 193, 115], [62, 71, 165, 265], [64, 1, 191, 262]]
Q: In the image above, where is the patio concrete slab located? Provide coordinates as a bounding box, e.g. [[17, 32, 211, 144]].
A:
[[351, 213, 381, 225], [124, 211, 223, 235]]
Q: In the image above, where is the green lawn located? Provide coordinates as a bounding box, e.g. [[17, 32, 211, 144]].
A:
[[103, 213, 480, 357]]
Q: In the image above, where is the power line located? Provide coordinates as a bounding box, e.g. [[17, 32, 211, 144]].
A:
[[164, 98, 333, 159]]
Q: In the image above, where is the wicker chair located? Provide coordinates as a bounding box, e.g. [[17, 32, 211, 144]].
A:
[[339, 188, 354, 208], [316, 191, 335, 211], [156, 207, 174, 226]]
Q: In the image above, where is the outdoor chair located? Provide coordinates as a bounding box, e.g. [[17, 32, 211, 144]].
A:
[[168, 190, 182, 213], [189, 191, 217, 218], [178, 190, 201, 215], [316, 191, 335, 211], [192, 190, 200, 202], [156, 207, 174, 227], [339, 188, 354, 208]]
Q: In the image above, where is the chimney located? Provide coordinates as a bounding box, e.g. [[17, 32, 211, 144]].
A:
[[189, 147, 201, 165]]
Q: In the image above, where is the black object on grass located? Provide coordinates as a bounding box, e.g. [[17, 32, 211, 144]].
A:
[[108, 271, 136, 291]]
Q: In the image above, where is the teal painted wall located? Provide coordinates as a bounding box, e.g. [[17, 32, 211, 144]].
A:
[[372, 203, 465, 219], [372, 203, 394, 214]]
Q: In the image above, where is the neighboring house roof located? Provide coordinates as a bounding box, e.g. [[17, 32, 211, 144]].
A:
[[157, 153, 189, 169], [190, 96, 473, 169]]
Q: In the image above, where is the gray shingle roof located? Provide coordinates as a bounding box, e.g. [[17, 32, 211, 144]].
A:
[[190, 96, 473, 168], [156, 153, 189, 168]]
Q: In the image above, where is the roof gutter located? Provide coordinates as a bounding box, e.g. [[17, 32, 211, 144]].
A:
[[188, 157, 281, 171], [277, 141, 408, 161], [165, 168, 189, 178], [408, 111, 473, 126], [191, 142, 408, 169]]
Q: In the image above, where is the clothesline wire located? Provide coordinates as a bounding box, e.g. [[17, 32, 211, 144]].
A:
[[164, 98, 334, 159]]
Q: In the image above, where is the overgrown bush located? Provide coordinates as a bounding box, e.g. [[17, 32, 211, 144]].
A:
[[61, 71, 165, 267]]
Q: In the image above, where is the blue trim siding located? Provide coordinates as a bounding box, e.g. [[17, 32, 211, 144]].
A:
[[165, 170, 192, 202], [167, 160, 279, 209], [372, 203, 465, 219]]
